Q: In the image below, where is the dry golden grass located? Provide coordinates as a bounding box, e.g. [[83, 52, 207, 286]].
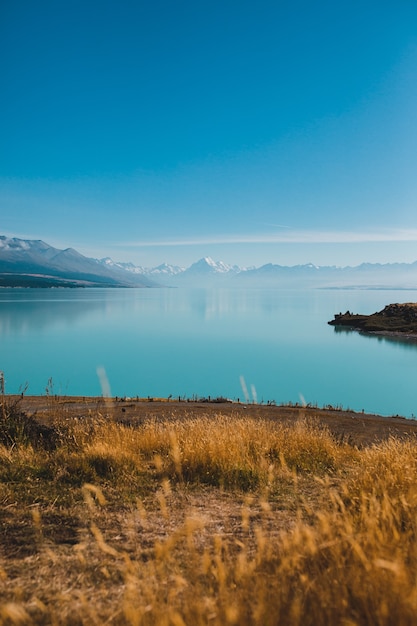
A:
[[1, 399, 417, 624]]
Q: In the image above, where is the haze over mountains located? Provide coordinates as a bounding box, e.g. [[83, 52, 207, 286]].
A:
[[2, 235, 417, 289]]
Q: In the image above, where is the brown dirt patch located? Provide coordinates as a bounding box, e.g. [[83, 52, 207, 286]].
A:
[[11, 395, 417, 448]]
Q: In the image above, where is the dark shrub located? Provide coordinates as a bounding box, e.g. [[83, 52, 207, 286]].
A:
[[0, 400, 61, 450]]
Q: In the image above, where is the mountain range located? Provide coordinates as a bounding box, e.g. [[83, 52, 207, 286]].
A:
[[2, 235, 417, 289], [0, 236, 156, 288]]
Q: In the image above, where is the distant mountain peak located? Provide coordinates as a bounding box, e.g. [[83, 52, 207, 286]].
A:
[[151, 262, 184, 275], [0, 235, 48, 252], [186, 257, 238, 275]]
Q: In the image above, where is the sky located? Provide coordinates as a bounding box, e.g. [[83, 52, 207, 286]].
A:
[[1, 0, 417, 269]]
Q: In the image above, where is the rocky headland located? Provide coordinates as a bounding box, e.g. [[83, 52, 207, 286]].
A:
[[328, 302, 417, 338]]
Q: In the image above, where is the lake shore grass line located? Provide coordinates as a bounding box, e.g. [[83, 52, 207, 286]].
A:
[[2, 396, 417, 624]]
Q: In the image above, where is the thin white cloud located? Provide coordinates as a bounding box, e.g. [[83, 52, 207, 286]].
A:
[[120, 228, 417, 248], [258, 223, 292, 229]]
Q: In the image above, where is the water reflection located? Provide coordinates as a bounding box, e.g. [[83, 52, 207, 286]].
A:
[[375, 335, 417, 348], [0, 290, 109, 333], [0, 287, 311, 333], [331, 325, 417, 350]]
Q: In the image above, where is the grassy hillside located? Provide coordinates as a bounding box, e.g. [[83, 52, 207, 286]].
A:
[[1, 397, 417, 625]]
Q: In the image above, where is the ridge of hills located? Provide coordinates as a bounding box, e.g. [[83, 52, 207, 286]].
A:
[[0, 236, 156, 288], [2, 235, 417, 289]]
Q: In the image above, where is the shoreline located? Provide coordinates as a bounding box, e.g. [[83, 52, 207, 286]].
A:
[[4, 392, 409, 418], [4, 394, 417, 447]]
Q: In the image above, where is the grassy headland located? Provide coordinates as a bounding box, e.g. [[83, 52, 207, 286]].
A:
[[1, 396, 417, 625], [329, 302, 417, 337]]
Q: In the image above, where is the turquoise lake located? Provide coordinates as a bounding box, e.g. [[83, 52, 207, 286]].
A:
[[1, 287, 417, 418]]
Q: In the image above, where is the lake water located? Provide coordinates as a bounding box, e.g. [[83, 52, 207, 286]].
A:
[[1, 287, 417, 418]]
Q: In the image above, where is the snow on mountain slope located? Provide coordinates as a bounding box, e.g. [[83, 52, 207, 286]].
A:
[[0, 236, 157, 287]]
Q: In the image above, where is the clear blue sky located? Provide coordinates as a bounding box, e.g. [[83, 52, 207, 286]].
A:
[[1, 0, 417, 268]]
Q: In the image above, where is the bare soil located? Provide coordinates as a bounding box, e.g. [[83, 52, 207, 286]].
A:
[[13, 395, 417, 447]]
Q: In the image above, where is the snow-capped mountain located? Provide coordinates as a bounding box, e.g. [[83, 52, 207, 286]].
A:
[[100, 258, 184, 277], [184, 257, 240, 275], [98, 256, 245, 286], [0, 236, 157, 288], [233, 260, 417, 289], [97, 256, 243, 285], [149, 263, 184, 276]]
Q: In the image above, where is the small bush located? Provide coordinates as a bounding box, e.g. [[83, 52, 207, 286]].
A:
[[0, 399, 61, 450]]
